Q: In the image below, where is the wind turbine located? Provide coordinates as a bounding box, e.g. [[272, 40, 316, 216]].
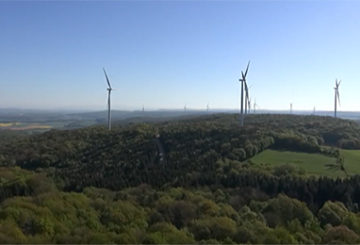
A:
[[253, 99, 257, 113], [206, 103, 210, 113], [248, 97, 251, 115], [290, 103, 293, 114], [103, 68, 113, 131], [334, 79, 341, 118], [238, 61, 250, 126]]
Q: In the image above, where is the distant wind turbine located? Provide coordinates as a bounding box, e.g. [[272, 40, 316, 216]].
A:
[[334, 79, 341, 118], [238, 61, 250, 126], [206, 103, 210, 112], [103, 68, 113, 131], [253, 99, 257, 113], [290, 103, 293, 114]]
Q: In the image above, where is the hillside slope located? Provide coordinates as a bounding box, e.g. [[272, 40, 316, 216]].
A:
[[1, 114, 360, 243], [0, 114, 359, 190]]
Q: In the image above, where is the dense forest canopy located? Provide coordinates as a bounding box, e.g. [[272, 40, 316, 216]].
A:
[[1, 114, 360, 243]]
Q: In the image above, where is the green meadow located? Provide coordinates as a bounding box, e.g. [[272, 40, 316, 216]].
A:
[[250, 149, 360, 178], [340, 149, 360, 175]]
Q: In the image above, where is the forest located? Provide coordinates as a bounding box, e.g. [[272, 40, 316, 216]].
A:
[[1, 114, 360, 243]]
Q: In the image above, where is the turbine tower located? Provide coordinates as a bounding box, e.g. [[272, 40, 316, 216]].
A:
[[334, 79, 341, 118], [206, 103, 210, 113], [238, 61, 250, 126], [253, 99, 257, 113], [290, 103, 293, 114], [244, 82, 250, 115], [103, 68, 113, 131]]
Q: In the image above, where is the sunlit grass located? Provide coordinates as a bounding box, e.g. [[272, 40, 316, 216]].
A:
[[249, 149, 346, 177], [340, 150, 360, 176], [0, 122, 14, 127]]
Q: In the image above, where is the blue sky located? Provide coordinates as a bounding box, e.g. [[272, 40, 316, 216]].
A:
[[1, 0, 360, 111]]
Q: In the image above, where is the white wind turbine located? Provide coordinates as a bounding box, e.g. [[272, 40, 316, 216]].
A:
[[238, 61, 250, 126], [103, 68, 113, 131], [253, 99, 257, 113], [334, 79, 341, 118]]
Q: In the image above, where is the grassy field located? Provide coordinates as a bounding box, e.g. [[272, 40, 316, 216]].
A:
[[0, 122, 21, 127], [249, 149, 360, 177], [340, 150, 360, 176], [0, 120, 98, 131]]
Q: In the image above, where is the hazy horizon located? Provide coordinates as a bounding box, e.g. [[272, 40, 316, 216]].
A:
[[2, 107, 360, 114]]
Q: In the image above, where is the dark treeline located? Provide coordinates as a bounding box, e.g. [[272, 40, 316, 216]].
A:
[[0, 115, 359, 198]]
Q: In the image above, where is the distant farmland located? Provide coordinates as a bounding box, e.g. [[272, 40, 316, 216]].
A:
[[0, 122, 19, 127], [0, 122, 52, 131]]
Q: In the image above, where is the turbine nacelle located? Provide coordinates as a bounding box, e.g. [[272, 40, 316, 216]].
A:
[[335, 79, 341, 87]]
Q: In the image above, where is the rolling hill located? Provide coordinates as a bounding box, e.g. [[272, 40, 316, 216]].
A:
[[1, 114, 360, 243]]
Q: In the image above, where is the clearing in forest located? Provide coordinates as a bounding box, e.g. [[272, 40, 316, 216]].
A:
[[249, 149, 360, 177]]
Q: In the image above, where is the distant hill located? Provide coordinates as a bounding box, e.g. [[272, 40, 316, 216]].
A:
[[2, 108, 360, 131], [1, 113, 360, 191], [69, 109, 216, 122]]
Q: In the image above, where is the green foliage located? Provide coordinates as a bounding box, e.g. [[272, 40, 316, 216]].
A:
[[1, 115, 360, 243], [262, 194, 314, 227], [318, 201, 349, 226], [264, 226, 297, 244], [189, 217, 236, 241], [1, 176, 360, 243], [343, 213, 360, 234], [145, 222, 195, 244], [323, 225, 360, 244]]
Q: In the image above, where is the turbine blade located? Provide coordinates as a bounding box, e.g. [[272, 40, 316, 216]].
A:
[[244, 61, 250, 78], [244, 82, 249, 97], [103, 68, 112, 89]]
